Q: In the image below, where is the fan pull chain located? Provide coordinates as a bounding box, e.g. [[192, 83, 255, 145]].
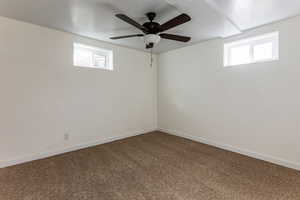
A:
[[150, 48, 153, 67]]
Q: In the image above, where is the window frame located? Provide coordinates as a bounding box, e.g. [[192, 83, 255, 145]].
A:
[[73, 43, 113, 71], [224, 32, 279, 67]]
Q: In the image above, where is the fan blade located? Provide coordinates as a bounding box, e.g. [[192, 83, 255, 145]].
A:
[[159, 14, 191, 32], [110, 34, 144, 40], [116, 14, 149, 33], [160, 33, 191, 42]]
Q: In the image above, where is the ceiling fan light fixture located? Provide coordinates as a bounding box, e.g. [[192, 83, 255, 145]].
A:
[[144, 34, 161, 45]]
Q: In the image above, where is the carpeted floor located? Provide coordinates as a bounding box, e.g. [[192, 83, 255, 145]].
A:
[[1, 132, 300, 200]]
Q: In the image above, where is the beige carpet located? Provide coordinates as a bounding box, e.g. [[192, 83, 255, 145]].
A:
[[0, 131, 300, 200]]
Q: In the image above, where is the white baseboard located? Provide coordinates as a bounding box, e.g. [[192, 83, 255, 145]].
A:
[[159, 128, 300, 171], [0, 128, 156, 168]]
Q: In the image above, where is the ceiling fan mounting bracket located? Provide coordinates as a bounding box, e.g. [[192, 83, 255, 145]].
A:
[[146, 12, 156, 22]]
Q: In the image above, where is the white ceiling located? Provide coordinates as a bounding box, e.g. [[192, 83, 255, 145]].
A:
[[0, 0, 299, 53]]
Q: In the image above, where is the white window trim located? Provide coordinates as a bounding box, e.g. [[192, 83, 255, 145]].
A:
[[224, 31, 279, 67], [73, 43, 113, 71]]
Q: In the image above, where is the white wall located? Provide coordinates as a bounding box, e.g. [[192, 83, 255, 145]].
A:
[[0, 17, 157, 167], [2, 14, 300, 170], [158, 16, 300, 170]]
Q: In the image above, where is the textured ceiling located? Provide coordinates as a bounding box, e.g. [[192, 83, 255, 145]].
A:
[[0, 0, 299, 53]]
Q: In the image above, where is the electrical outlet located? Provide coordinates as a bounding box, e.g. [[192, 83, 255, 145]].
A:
[[64, 133, 69, 141]]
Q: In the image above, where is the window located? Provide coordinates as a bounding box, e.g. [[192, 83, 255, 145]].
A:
[[224, 32, 279, 67], [73, 43, 113, 70]]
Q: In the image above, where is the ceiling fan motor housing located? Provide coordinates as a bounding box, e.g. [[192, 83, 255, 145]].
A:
[[143, 22, 161, 34]]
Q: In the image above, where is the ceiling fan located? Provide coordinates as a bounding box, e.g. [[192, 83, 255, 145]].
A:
[[110, 12, 191, 49]]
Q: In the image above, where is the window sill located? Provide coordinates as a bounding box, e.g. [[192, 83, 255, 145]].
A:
[[74, 65, 114, 71], [224, 58, 279, 68]]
